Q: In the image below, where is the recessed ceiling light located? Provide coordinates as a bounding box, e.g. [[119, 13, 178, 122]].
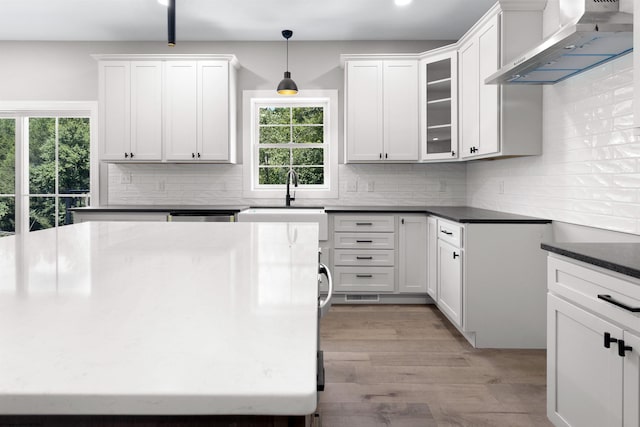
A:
[[395, 0, 413, 6]]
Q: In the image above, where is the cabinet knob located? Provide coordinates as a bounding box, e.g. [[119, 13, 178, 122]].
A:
[[197, 152, 201, 158], [618, 340, 633, 357], [604, 332, 618, 348], [192, 153, 195, 159], [124, 152, 129, 158], [379, 153, 382, 159], [451, 151, 455, 157], [401, 218, 405, 225], [130, 152, 134, 158]]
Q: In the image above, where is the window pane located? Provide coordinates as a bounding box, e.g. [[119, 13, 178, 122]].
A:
[[29, 196, 56, 231], [59, 197, 88, 226], [292, 148, 323, 166], [292, 126, 323, 144], [0, 196, 15, 237], [29, 117, 56, 195], [0, 119, 15, 195], [293, 107, 323, 125], [294, 167, 324, 185], [259, 107, 290, 125], [259, 148, 290, 166], [259, 167, 288, 185], [59, 118, 90, 194], [259, 126, 290, 144]]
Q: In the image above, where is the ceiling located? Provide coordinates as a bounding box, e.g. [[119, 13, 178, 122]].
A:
[[0, 0, 497, 42]]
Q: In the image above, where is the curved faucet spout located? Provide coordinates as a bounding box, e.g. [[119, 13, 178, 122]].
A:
[[286, 169, 299, 206]]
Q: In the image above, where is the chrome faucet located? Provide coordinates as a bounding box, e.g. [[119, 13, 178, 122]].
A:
[[286, 168, 298, 206]]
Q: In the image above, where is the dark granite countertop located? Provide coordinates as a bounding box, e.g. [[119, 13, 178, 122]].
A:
[[71, 205, 248, 214], [324, 206, 551, 224], [541, 242, 640, 280]]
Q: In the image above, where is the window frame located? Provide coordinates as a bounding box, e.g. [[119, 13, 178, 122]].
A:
[[0, 102, 98, 234], [242, 90, 338, 200]]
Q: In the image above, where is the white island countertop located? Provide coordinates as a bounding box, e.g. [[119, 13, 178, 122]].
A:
[[0, 221, 320, 416]]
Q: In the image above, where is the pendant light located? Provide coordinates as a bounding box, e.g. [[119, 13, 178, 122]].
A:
[[277, 30, 298, 95], [167, 0, 176, 47]]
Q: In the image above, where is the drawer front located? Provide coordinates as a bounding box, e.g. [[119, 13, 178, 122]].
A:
[[548, 256, 640, 333], [334, 232, 395, 250], [333, 215, 395, 232], [334, 249, 394, 267], [334, 267, 395, 292], [436, 218, 463, 248]]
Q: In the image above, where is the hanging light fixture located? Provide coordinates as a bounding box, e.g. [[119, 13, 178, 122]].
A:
[[277, 30, 298, 95], [167, 0, 176, 47]]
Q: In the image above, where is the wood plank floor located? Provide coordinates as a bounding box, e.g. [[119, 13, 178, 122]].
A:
[[318, 304, 553, 427]]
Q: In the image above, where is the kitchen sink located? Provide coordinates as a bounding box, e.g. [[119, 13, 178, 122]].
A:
[[237, 208, 328, 240]]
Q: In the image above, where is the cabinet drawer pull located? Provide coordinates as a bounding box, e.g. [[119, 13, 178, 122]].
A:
[[440, 230, 453, 235], [597, 294, 640, 313], [618, 340, 633, 357], [453, 252, 459, 259], [604, 332, 618, 349], [356, 256, 373, 260], [356, 222, 373, 226], [356, 274, 373, 278], [356, 240, 373, 243]]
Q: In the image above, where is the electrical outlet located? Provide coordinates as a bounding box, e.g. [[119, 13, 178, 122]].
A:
[[120, 173, 131, 184], [439, 180, 446, 192]]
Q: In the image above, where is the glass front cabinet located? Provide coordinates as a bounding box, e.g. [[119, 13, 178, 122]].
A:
[[420, 47, 458, 161]]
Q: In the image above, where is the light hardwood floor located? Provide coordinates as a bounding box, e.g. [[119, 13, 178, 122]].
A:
[[318, 304, 553, 427]]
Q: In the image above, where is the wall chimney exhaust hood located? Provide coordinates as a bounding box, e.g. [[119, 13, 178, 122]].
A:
[[486, 0, 632, 85]]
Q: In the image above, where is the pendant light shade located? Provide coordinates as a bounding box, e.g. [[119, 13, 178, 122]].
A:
[[167, 0, 176, 46], [277, 30, 298, 95]]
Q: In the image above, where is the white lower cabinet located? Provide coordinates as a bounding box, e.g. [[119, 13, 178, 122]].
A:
[[331, 213, 428, 300], [546, 255, 640, 427], [437, 239, 462, 327]]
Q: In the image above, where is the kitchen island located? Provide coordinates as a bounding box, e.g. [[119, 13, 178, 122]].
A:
[[0, 222, 321, 424]]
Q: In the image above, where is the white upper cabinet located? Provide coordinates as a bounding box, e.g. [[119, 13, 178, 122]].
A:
[[344, 58, 419, 162], [420, 47, 458, 161], [458, 1, 544, 160], [164, 60, 235, 162], [99, 61, 163, 161], [96, 54, 237, 164]]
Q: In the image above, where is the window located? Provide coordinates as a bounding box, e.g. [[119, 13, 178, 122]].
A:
[[243, 90, 338, 199], [0, 102, 97, 235]]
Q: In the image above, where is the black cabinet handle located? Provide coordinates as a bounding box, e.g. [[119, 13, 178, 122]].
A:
[[401, 218, 405, 225], [598, 294, 640, 312], [604, 332, 618, 348], [124, 152, 129, 158], [356, 256, 373, 260], [197, 152, 201, 158], [440, 230, 453, 235], [356, 222, 373, 226], [356, 274, 373, 278], [618, 340, 633, 357], [385, 153, 388, 159], [130, 152, 134, 158], [379, 153, 382, 159], [453, 252, 459, 259], [451, 151, 455, 157], [356, 240, 373, 243], [192, 153, 195, 159]]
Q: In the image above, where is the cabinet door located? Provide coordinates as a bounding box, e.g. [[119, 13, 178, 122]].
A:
[[426, 216, 438, 300], [99, 61, 130, 161], [199, 61, 230, 161], [130, 61, 162, 160], [398, 215, 427, 293], [547, 294, 623, 427], [345, 61, 384, 161], [458, 39, 479, 159], [624, 330, 640, 427], [164, 61, 198, 161], [437, 240, 462, 327], [383, 60, 419, 161], [477, 13, 500, 157]]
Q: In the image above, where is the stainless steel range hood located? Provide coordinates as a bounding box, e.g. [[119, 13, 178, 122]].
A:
[[486, 0, 632, 85]]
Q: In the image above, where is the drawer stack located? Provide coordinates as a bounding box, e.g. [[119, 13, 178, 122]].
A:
[[333, 215, 395, 292]]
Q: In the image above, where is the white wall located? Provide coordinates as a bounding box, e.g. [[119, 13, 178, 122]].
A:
[[467, 53, 640, 235]]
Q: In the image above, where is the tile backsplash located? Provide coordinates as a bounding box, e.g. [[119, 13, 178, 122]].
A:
[[108, 163, 467, 207], [467, 54, 640, 234]]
